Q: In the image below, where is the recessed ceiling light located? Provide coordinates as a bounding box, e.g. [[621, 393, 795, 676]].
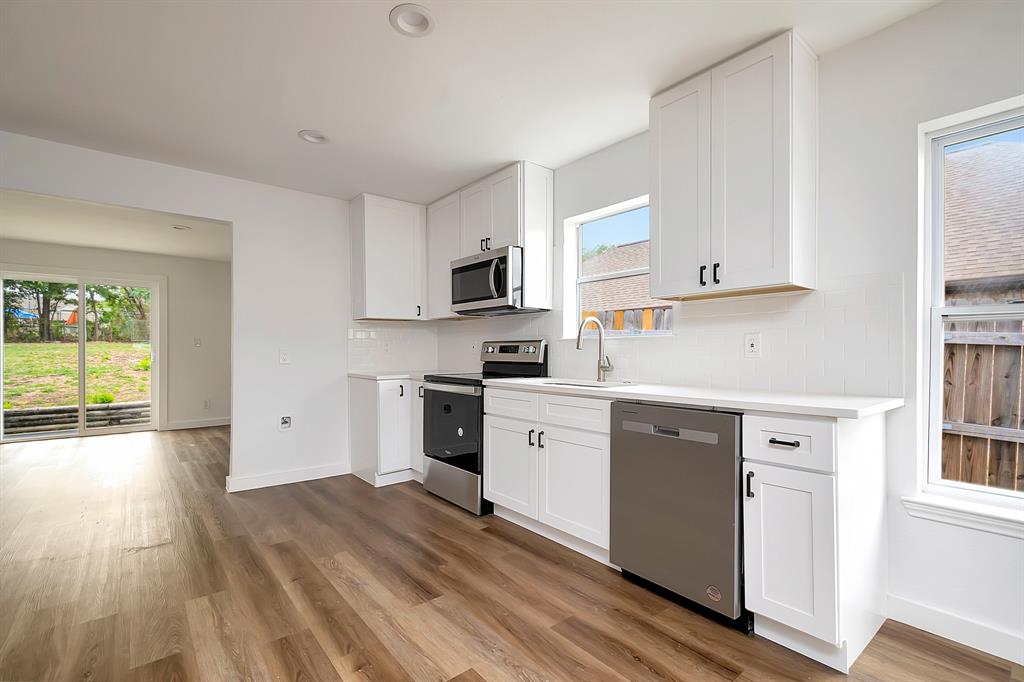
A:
[[297, 129, 329, 144], [389, 3, 434, 38], [170, 224, 193, 231]]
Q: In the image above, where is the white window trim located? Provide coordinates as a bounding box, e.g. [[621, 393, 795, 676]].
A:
[[562, 195, 669, 339], [907, 95, 1024, 535]]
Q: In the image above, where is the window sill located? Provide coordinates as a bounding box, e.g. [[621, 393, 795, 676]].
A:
[[901, 494, 1024, 539]]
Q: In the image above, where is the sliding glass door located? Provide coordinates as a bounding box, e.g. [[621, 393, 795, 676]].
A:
[[2, 273, 157, 441], [2, 277, 81, 439]]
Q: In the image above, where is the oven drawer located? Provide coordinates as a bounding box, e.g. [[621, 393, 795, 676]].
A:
[[742, 414, 836, 473], [484, 388, 539, 422]]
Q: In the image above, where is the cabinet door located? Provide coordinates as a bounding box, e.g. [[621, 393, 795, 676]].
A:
[[710, 33, 791, 292], [743, 461, 838, 644], [411, 381, 424, 473], [362, 196, 426, 319], [460, 179, 492, 257], [426, 192, 461, 319], [378, 380, 413, 474], [649, 71, 711, 298], [483, 415, 537, 518], [487, 163, 521, 250], [538, 426, 609, 548]]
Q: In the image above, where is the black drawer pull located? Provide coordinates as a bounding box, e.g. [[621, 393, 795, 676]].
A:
[[746, 471, 755, 498], [399, 385, 404, 397], [768, 437, 801, 448], [528, 429, 535, 446]]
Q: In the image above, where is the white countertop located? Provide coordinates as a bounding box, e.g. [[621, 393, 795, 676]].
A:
[[348, 369, 438, 381], [483, 377, 904, 420]]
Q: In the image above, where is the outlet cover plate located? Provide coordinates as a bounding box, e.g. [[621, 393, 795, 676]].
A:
[[744, 332, 762, 358], [279, 416, 292, 431]]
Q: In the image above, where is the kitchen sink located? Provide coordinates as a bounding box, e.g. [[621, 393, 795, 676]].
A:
[[541, 379, 632, 388]]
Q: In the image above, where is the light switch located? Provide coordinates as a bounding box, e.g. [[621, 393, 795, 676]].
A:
[[193, 336, 202, 347]]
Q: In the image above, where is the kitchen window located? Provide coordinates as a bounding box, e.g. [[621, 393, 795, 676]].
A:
[[923, 101, 1024, 506], [564, 196, 672, 337]]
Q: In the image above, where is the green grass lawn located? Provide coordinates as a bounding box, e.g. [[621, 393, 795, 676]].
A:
[[3, 342, 151, 410]]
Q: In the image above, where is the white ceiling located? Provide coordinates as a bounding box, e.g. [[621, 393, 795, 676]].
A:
[[0, 1, 936, 204], [0, 190, 232, 261]]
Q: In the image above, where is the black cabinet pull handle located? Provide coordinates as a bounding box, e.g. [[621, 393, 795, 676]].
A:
[[416, 305, 421, 317], [713, 262, 721, 284], [399, 385, 404, 397], [528, 429, 535, 446], [480, 238, 486, 252], [485, 237, 491, 250], [538, 430, 545, 448], [768, 437, 801, 448], [418, 386, 423, 398], [699, 265, 707, 286], [746, 471, 755, 498]]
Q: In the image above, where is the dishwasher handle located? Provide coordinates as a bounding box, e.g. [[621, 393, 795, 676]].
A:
[[621, 419, 719, 446]]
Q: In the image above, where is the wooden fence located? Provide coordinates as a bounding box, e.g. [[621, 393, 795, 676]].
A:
[[581, 306, 673, 334], [941, 318, 1024, 491]]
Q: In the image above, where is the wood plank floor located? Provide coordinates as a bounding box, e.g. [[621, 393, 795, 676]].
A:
[[0, 426, 1016, 681]]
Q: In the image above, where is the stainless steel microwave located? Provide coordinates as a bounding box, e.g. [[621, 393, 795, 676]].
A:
[[451, 245, 542, 316]]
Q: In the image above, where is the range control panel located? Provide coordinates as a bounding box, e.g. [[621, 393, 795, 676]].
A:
[[480, 339, 547, 364]]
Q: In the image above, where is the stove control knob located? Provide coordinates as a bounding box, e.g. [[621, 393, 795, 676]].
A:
[[526, 345, 536, 353], [485, 345, 496, 354]]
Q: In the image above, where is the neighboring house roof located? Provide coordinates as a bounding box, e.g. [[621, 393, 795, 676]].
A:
[[943, 141, 1024, 285], [581, 240, 649, 276], [579, 240, 670, 311]]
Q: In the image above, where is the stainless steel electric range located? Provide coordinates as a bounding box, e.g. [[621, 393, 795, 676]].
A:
[[421, 340, 548, 515]]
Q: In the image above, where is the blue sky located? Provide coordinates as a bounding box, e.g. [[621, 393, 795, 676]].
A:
[[581, 205, 650, 251], [945, 126, 1023, 154]]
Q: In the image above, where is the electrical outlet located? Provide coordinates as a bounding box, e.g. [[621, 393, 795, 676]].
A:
[[193, 336, 202, 347], [744, 332, 762, 358], [279, 415, 292, 431], [203, 399, 211, 411], [278, 349, 290, 364]]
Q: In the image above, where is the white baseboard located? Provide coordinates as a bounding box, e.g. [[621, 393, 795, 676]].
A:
[[887, 594, 1023, 665], [162, 417, 231, 431], [226, 462, 348, 493]]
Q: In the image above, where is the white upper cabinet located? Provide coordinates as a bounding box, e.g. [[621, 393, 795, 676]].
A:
[[426, 191, 461, 319], [457, 161, 553, 310], [651, 31, 817, 300], [650, 71, 711, 298], [459, 163, 521, 255], [350, 194, 426, 320]]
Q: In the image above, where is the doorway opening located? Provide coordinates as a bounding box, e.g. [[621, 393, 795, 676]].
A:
[[2, 274, 157, 439]]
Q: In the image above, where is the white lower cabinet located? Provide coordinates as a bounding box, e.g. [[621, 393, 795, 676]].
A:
[[743, 461, 837, 644], [484, 390, 611, 550], [348, 377, 417, 487], [411, 381, 424, 473], [483, 415, 538, 517], [538, 425, 609, 548], [741, 411, 887, 674]]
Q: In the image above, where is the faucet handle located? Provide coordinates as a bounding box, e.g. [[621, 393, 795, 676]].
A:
[[602, 355, 614, 371]]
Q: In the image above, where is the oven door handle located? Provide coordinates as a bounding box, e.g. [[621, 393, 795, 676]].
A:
[[423, 383, 482, 396], [488, 259, 499, 298]]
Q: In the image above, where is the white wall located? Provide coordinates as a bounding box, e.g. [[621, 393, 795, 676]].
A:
[[435, 0, 1024, 661], [0, 238, 231, 429], [0, 131, 350, 491]]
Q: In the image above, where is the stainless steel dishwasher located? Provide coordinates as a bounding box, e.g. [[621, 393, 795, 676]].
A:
[[610, 401, 747, 627]]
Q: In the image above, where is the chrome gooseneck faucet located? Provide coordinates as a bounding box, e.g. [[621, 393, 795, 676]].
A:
[[576, 315, 613, 382]]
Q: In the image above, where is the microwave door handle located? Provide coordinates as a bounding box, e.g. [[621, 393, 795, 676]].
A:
[[488, 259, 499, 297]]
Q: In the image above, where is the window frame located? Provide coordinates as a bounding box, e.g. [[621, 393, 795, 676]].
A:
[[920, 97, 1024, 508], [562, 195, 670, 339]]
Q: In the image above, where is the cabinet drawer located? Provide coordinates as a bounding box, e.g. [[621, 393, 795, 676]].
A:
[[742, 414, 835, 473], [485, 388, 539, 421], [538, 394, 611, 433]]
